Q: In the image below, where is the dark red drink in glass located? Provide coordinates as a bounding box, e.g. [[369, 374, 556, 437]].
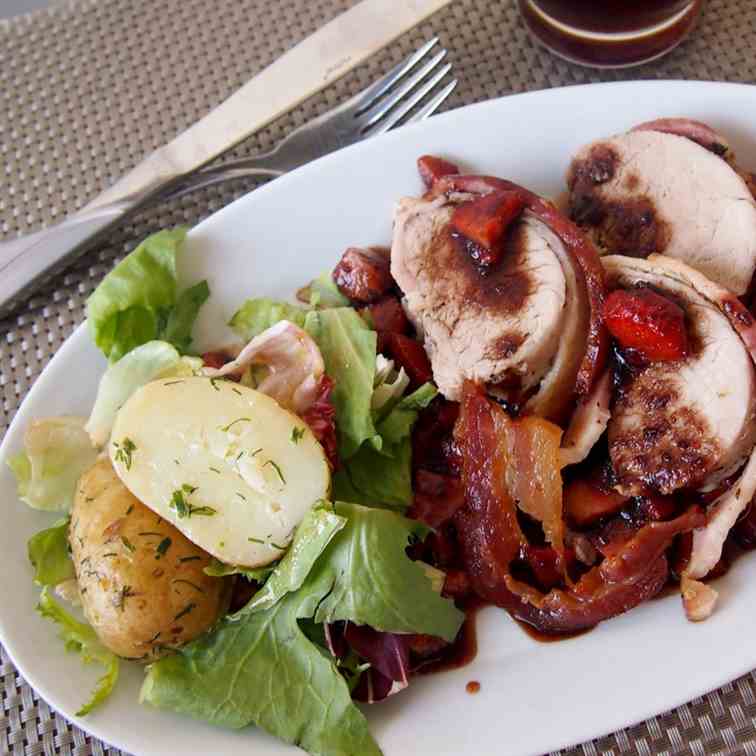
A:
[[518, 1, 705, 68]]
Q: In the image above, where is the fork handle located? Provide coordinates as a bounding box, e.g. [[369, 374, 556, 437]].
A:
[[161, 151, 285, 202]]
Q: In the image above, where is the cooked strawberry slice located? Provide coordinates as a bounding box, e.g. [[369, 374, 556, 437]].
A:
[[384, 332, 433, 386], [451, 191, 525, 266], [360, 296, 409, 335], [604, 287, 689, 362], [417, 154, 459, 189], [565, 478, 629, 528]]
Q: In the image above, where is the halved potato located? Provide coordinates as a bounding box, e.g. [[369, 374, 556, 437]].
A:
[[70, 459, 231, 660], [109, 376, 330, 567]]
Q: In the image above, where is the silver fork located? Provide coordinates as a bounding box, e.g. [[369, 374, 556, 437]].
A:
[[0, 39, 456, 316], [165, 38, 456, 200]]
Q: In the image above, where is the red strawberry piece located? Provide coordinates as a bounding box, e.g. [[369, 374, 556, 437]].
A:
[[332, 246, 393, 304], [604, 288, 689, 362], [451, 191, 525, 267], [384, 332, 433, 386], [360, 296, 409, 335], [564, 478, 629, 528], [417, 154, 459, 189]]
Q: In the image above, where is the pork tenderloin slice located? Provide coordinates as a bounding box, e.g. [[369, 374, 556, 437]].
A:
[[559, 369, 611, 468], [631, 118, 732, 160], [391, 197, 567, 402], [524, 215, 591, 423], [568, 130, 756, 295], [604, 255, 756, 495], [686, 445, 756, 579]]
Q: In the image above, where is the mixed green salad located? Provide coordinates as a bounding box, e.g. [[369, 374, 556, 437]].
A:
[[8, 228, 463, 756]]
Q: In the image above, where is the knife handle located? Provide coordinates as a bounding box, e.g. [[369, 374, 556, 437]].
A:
[[0, 153, 285, 317]]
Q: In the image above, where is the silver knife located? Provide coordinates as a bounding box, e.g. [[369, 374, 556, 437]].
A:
[[0, 0, 451, 316]]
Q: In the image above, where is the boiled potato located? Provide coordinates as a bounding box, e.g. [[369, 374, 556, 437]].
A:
[[109, 377, 330, 567], [70, 458, 231, 661]]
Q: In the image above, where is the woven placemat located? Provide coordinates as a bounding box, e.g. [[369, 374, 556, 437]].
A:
[[3, 0, 756, 754]]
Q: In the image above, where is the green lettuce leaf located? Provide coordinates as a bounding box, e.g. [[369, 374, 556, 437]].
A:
[[371, 355, 409, 416], [229, 298, 307, 339], [311, 502, 462, 636], [332, 438, 413, 509], [37, 587, 120, 715], [203, 559, 274, 583], [161, 280, 211, 353], [28, 518, 74, 586], [142, 502, 462, 756], [8, 417, 98, 511], [375, 382, 437, 452], [307, 272, 350, 308], [303, 308, 377, 459], [229, 299, 378, 460], [141, 586, 381, 756], [237, 504, 346, 616], [332, 383, 436, 509], [86, 228, 208, 362], [85, 341, 183, 446]]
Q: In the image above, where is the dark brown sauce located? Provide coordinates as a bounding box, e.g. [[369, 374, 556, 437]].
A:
[[518, 0, 704, 67], [515, 619, 594, 643], [419, 597, 593, 682], [417, 600, 483, 675]]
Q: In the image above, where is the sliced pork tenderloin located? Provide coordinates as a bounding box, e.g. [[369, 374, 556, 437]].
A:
[[568, 127, 756, 295], [393, 197, 565, 402], [631, 118, 733, 161], [599, 254, 756, 605], [392, 174, 607, 425], [603, 254, 756, 496]]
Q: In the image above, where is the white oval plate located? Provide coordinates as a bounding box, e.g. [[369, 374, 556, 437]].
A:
[[2, 80, 756, 756]]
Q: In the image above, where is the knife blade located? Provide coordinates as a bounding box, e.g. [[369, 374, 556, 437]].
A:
[[0, 0, 452, 314]]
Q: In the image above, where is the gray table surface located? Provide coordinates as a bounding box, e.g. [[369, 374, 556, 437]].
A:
[[2, 0, 56, 19]]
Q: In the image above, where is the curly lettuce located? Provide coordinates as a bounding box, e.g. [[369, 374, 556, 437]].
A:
[[334, 383, 437, 509], [37, 588, 120, 716], [8, 417, 98, 511], [28, 518, 74, 587], [86, 228, 209, 362], [85, 340, 201, 446]]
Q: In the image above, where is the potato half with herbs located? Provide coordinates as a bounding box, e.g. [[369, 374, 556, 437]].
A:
[[109, 377, 331, 567], [70, 458, 231, 660]]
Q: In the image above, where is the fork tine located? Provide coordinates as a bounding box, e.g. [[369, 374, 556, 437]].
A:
[[364, 64, 453, 137], [405, 79, 457, 124], [352, 37, 439, 114], [359, 49, 448, 128]]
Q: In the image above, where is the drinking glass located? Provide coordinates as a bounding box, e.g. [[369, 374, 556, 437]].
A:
[[518, 1, 705, 68]]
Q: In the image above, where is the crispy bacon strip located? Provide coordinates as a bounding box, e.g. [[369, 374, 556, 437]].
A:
[[432, 174, 608, 396], [454, 382, 704, 634], [453, 382, 527, 605], [503, 415, 566, 573]]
